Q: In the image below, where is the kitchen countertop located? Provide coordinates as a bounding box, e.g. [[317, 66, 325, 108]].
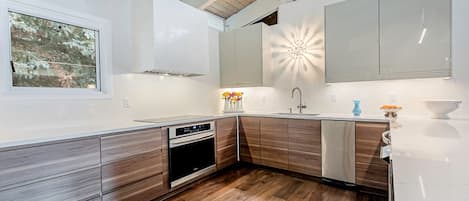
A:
[[0, 113, 385, 150], [2, 112, 465, 200], [0, 114, 235, 150], [239, 113, 389, 123], [391, 117, 469, 201]]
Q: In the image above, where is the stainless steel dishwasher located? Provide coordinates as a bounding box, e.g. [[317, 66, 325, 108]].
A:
[[321, 120, 356, 185]]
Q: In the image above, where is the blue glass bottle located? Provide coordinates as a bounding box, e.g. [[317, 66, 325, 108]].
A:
[[352, 100, 362, 117]]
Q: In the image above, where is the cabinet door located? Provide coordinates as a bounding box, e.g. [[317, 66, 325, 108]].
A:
[[325, 0, 379, 82], [101, 129, 162, 164], [0, 138, 100, 190], [260, 118, 288, 170], [239, 117, 261, 164], [220, 31, 238, 87], [103, 174, 164, 201], [102, 151, 163, 193], [355, 122, 389, 190], [0, 168, 101, 201], [380, 0, 451, 79], [216, 117, 238, 170], [234, 24, 263, 86], [101, 128, 165, 200], [288, 120, 321, 177]]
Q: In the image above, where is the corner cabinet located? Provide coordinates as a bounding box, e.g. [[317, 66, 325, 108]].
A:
[[239, 117, 262, 164], [220, 23, 272, 88], [132, 0, 209, 75], [240, 117, 322, 177], [325, 0, 451, 82], [216, 117, 238, 170]]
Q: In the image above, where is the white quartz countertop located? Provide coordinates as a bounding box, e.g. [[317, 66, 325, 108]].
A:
[[0, 113, 386, 150], [0, 115, 236, 150], [0, 120, 157, 150], [239, 113, 388, 122], [391, 117, 469, 201]]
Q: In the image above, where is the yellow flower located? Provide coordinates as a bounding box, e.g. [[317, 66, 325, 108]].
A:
[[234, 91, 243, 97], [222, 92, 231, 98]]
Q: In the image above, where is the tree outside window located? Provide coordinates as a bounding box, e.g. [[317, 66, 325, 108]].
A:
[[9, 11, 99, 89]]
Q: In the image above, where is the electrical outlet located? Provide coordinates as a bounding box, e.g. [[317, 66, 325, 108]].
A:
[[122, 97, 130, 109], [331, 94, 337, 103]]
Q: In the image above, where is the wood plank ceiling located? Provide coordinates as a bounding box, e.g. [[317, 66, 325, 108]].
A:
[[182, 0, 256, 19]]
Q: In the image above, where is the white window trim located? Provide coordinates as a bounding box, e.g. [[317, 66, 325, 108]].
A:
[[0, 0, 113, 100]]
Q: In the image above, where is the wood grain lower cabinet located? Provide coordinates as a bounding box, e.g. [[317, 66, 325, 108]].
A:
[[0, 138, 100, 190], [0, 167, 101, 201], [239, 117, 262, 164], [103, 174, 164, 201], [101, 128, 166, 201], [260, 118, 288, 170], [355, 122, 389, 190], [101, 129, 163, 164], [288, 119, 321, 176], [216, 117, 238, 170], [102, 150, 163, 193], [0, 138, 101, 201]]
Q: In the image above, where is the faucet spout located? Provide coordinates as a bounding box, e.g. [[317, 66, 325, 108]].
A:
[[291, 87, 307, 113]]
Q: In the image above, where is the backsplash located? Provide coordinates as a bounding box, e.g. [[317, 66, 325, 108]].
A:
[[220, 0, 469, 119]]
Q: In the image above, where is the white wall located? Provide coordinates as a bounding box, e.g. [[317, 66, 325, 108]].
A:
[[0, 0, 221, 130], [223, 0, 469, 119], [2, 0, 468, 131]]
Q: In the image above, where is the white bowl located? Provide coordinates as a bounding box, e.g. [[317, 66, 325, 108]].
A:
[[424, 100, 462, 119]]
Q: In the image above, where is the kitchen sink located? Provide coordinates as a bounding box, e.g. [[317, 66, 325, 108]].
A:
[[274, 113, 320, 116]]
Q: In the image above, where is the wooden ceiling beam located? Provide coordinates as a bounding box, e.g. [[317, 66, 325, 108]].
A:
[[200, 0, 219, 9]]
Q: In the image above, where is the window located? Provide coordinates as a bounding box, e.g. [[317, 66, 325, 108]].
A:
[[0, 1, 112, 98], [10, 11, 99, 89]]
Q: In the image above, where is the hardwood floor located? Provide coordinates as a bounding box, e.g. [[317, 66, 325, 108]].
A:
[[164, 166, 387, 201]]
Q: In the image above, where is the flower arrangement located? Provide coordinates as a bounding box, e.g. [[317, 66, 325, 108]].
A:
[[222, 91, 244, 113]]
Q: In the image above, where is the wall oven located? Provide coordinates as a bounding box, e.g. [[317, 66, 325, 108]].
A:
[[168, 122, 216, 188]]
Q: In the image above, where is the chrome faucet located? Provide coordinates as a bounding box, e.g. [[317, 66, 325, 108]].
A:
[[291, 87, 307, 113]]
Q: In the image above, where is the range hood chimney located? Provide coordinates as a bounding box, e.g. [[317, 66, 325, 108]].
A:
[[132, 0, 210, 76]]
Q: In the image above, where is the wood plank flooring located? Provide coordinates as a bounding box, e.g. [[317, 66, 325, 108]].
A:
[[164, 166, 387, 201]]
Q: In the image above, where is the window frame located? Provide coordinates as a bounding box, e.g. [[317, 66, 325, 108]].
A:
[[0, 0, 113, 99]]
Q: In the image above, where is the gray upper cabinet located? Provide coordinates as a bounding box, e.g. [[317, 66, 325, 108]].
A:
[[380, 0, 451, 79], [220, 23, 272, 88], [325, 0, 451, 83], [325, 0, 379, 83]]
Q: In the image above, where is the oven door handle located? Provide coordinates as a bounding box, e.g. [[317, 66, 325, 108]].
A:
[[170, 132, 215, 148]]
